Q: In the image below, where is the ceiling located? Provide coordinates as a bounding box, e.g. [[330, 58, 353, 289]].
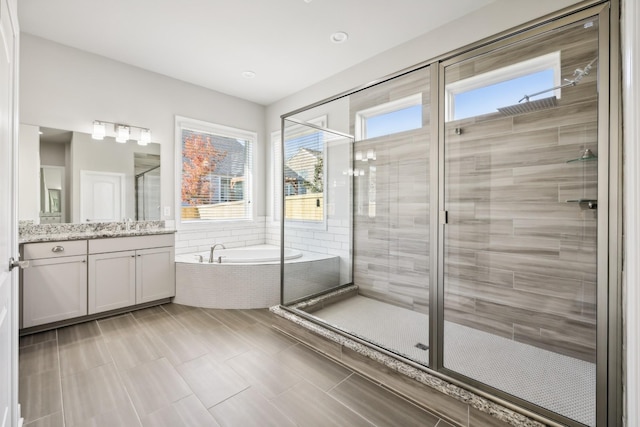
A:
[[18, 0, 494, 106]]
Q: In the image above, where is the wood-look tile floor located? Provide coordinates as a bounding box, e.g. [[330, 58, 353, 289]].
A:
[[19, 304, 457, 427]]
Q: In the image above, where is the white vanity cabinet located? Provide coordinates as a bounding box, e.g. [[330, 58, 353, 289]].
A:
[[88, 234, 175, 314], [87, 250, 136, 314], [21, 240, 88, 328]]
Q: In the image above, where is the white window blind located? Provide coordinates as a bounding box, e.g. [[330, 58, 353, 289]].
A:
[[179, 119, 254, 222]]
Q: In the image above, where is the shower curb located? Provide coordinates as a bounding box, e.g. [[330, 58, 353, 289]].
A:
[[270, 301, 550, 427]]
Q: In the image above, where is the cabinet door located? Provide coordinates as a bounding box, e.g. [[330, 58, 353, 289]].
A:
[[136, 246, 175, 304], [88, 251, 136, 314], [22, 256, 87, 328]]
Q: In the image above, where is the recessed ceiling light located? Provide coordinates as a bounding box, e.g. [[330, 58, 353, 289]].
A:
[[241, 70, 256, 79], [330, 31, 349, 44], [303, 0, 313, 3]]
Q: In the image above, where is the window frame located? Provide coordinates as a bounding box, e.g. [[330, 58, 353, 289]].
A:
[[275, 116, 328, 230], [354, 93, 423, 141], [444, 51, 561, 122], [175, 115, 256, 227]]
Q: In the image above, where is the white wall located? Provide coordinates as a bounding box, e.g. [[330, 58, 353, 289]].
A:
[[40, 140, 66, 166], [265, 0, 583, 127], [19, 34, 267, 222], [17, 124, 39, 221]]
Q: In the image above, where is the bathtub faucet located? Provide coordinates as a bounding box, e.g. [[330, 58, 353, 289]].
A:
[[209, 243, 226, 263]]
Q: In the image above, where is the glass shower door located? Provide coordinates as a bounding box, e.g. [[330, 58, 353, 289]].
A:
[[282, 66, 433, 367], [441, 16, 600, 426], [281, 118, 353, 305]]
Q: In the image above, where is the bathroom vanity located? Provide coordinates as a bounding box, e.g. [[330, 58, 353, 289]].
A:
[[19, 222, 175, 332]]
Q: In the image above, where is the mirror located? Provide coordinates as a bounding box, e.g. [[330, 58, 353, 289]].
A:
[[24, 126, 161, 224], [40, 166, 65, 223]]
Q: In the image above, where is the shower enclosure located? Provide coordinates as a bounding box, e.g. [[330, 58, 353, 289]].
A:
[[135, 164, 161, 220], [280, 3, 618, 427]]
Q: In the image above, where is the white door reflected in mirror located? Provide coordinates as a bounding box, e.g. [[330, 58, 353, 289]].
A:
[[81, 170, 125, 222]]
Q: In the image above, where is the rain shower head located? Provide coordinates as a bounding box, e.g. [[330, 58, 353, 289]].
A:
[[497, 96, 558, 116], [497, 57, 596, 117]]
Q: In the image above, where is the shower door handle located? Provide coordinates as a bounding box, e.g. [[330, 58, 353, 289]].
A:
[[439, 211, 448, 225]]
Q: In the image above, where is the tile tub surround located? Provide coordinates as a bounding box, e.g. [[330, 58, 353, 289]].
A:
[[18, 304, 455, 427], [174, 247, 340, 309], [18, 220, 172, 243], [270, 304, 550, 427]]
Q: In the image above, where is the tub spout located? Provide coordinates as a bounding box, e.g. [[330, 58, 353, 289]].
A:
[[209, 244, 226, 263]]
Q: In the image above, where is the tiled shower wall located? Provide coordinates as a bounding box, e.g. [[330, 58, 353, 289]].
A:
[[350, 68, 431, 314], [444, 22, 598, 362]]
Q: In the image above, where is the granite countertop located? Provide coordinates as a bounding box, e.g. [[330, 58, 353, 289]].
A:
[[19, 228, 176, 244], [18, 220, 175, 244]]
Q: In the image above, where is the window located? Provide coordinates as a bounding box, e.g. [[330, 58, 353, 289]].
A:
[[445, 51, 561, 121], [355, 94, 422, 141], [280, 117, 327, 224], [176, 116, 254, 222]]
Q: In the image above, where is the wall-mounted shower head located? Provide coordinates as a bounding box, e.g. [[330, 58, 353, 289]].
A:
[[497, 96, 558, 116]]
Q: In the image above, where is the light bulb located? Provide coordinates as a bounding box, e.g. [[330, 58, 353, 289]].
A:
[[92, 121, 106, 140], [116, 125, 130, 143]]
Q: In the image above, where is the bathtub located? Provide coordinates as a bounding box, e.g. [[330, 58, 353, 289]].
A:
[[177, 246, 302, 264], [174, 244, 340, 309]]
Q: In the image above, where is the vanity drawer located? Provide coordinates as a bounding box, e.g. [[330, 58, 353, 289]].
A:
[[23, 240, 88, 260], [88, 233, 174, 254]]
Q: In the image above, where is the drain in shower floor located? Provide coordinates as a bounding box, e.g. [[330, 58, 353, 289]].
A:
[[415, 342, 429, 351]]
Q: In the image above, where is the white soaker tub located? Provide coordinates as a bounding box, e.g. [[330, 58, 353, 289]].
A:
[[176, 246, 302, 264], [174, 244, 340, 309]]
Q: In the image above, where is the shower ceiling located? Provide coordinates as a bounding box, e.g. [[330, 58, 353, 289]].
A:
[[17, 0, 494, 105]]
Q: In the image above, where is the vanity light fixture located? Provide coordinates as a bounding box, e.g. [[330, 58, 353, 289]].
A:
[[91, 120, 152, 145]]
